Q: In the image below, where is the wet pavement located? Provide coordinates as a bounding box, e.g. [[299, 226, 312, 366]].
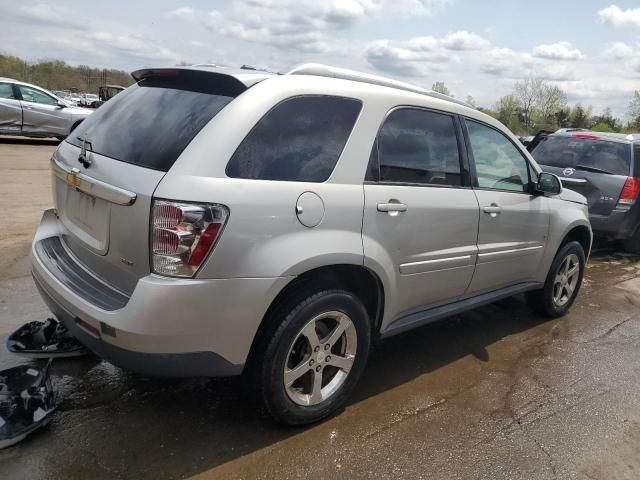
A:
[[1, 248, 639, 480], [1, 139, 640, 479]]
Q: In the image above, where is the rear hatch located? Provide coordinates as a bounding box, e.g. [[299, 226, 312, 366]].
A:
[[531, 133, 633, 216], [51, 69, 249, 295]]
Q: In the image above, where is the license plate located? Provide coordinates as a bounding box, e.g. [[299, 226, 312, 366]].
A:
[[61, 186, 111, 254]]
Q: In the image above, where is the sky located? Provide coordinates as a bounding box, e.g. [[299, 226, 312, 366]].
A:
[[1, 0, 640, 118]]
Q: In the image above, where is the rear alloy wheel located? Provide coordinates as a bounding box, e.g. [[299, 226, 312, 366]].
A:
[[527, 241, 585, 318], [284, 311, 357, 406], [251, 290, 371, 425]]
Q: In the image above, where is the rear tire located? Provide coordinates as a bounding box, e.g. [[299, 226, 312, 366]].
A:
[[622, 228, 640, 255], [248, 289, 371, 425], [526, 241, 585, 318]]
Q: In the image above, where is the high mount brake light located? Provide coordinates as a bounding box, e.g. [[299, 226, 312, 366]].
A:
[[572, 133, 600, 140], [151, 200, 229, 277], [618, 177, 640, 206]]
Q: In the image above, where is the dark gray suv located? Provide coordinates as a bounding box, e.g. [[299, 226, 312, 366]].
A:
[[531, 130, 640, 253]]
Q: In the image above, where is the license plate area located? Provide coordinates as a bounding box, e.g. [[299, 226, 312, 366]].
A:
[[60, 185, 111, 255]]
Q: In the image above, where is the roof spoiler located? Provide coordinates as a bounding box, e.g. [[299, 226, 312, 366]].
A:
[[131, 68, 251, 97]]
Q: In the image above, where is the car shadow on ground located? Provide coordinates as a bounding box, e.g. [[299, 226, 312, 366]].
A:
[[4, 294, 562, 479], [0, 137, 60, 146]]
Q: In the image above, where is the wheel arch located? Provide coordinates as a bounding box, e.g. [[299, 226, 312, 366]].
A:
[[560, 224, 592, 259], [245, 263, 385, 370]]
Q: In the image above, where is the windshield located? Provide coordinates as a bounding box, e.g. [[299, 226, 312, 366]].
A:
[[67, 76, 236, 171], [531, 136, 632, 176]]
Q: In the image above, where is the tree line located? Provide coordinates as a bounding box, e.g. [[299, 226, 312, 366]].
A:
[[0, 53, 133, 94], [1, 53, 639, 135], [433, 79, 639, 135]]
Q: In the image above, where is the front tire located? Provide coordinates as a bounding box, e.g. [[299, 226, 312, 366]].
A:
[[249, 289, 371, 425], [527, 241, 585, 318]]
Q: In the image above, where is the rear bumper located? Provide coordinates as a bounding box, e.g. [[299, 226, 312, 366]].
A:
[[31, 209, 292, 377], [590, 206, 640, 240]]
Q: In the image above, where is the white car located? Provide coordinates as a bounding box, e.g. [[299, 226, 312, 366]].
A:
[[80, 93, 99, 108], [65, 94, 81, 106]]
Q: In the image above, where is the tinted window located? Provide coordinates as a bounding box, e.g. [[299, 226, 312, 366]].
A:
[[466, 119, 530, 192], [18, 85, 57, 105], [68, 77, 234, 171], [373, 108, 462, 186], [226, 96, 361, 182], [0, 83, 15, 99], [531, 135, 631, 177]]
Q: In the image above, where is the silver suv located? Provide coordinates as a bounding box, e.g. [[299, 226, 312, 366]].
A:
[[31, 64, 591, 424], [0, 78, 92, 140]]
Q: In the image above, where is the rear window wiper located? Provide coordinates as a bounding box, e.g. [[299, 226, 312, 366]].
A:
[[575, 164, 614, 175]]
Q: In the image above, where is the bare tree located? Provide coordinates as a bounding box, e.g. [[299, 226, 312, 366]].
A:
[[537, 84, 567, 124], [513, 77, 543, 128], [432, 81, 452, 97], [513, 77, 567, 128]]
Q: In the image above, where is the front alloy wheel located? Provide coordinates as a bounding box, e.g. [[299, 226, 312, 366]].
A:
[[527, 241, 585, 318], [552, 253, 580, 308]]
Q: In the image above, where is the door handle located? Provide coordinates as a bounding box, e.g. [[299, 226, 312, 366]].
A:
[[377, 201, 408, 215], [483, 203, 502, 217], [24, 105, 33, 110]]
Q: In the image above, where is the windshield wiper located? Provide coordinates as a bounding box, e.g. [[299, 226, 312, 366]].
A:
[[575, 164, 614, 175]]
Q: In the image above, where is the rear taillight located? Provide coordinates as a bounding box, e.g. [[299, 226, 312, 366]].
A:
[[151, 199, 229, 277], [618, 177, 640, 206]]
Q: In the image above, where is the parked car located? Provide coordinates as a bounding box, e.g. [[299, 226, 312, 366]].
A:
[[65, 93, 81, 106], [31, 64, 591, 425], [0, 78, 92, 140], [94, 84, 125, 107], [530, 129, 640, 253], [80, 93, 99, 108]]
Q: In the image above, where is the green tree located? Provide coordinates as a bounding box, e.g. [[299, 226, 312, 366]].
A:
[[0, 53, 133, 93], [592, 122, 614, 133], [629, 91, 640, 129], [432, 81, 452, 97], [570, 104, 592, 129]]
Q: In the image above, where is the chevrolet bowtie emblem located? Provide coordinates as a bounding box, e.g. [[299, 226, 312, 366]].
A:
[[66, 167, 81, 189]]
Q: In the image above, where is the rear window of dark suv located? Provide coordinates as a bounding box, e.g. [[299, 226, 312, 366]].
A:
[[531, 135, 631, 176], [68, 72, 239, 172]]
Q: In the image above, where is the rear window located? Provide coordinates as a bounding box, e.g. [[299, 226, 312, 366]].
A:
[[226, 95, 362, 182], [68, 74, 237, 172], [531, 136, 631, 176]]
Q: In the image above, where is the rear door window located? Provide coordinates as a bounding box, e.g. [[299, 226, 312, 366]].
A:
[[68, 74, 237, 172], [226, 96, 362, 182], [531, 136, 631, 176], [370, 107, 463, 186], [0, 83, 15, 99]]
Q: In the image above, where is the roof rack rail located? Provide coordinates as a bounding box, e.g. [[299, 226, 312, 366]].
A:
[[286, 63, 471, 108]]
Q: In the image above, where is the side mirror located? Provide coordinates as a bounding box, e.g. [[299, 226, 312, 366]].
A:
[[536, 172, 562, 196], [57, 100, 66, 108]]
